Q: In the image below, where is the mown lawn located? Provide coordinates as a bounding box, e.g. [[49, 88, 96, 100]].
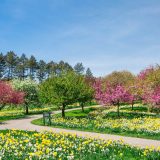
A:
[[0, 105, 84, 123]]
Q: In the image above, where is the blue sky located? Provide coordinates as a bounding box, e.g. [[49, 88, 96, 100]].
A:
[[0, 0, 160, 76]]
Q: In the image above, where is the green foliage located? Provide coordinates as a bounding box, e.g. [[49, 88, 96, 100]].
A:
[[27, 55, 37, 80], [15, 54, 28, 80], [86, 67, 93, 78], [5, 51, 18, 80], [39, 71, 94, 117], [103, 70, 135, 87], [39, 72, 81, 105], [12, 79, 38, 104], [36, 60, 47, 82], [12, 79, 39, 114], [0, 53, 5, 78], [77, 77, 94, 111], [77, 78, 94, 103], [142, 65, 160, 89], [74, 62, 85, 75]]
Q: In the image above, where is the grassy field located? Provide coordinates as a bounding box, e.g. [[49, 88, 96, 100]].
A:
[[0, 105, 84, 123]]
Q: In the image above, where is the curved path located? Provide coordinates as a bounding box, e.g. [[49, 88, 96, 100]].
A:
[[0, 107, 160, 149]]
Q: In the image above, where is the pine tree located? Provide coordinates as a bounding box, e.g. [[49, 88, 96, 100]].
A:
[[36, 60, 47, 82], [56, 61, 73, 75], [74, 62, 85, 75], [0, 53, 6, 79], [86, 67, 93, 78], [15, 54, 28, 80], [5, 51, 18, 80], [27, 55, 37, 80], [46, 61, 57, 77]]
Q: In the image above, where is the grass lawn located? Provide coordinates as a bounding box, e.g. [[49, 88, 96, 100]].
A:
[[121, 105, 148, 112], [0, 106, 57, 123], [56, 107, 96, 118], [0, 130, 159, 160], [32, 105, 160, 140], [0, 105, 85, 123]]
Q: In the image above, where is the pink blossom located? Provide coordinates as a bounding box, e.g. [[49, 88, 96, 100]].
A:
[[0, 81, 24, 106], [93, 80, 131, 105]]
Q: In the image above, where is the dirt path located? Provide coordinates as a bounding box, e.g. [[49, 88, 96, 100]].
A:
[[0, 107, 160, 148]]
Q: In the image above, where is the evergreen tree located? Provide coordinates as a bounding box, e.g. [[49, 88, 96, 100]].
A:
[[36, 60, 47, 82], [15, 54, 28, 80], [5, 51, 18, 80], [46, 61, 57, 77], [74, 62, 85, 75], [0, 53, 5, 79], [86, 67, 93, 78], [56, 61, 73, 75], [27, 55, 37, 79], [0, 51, 88, 81], [64, 62, 73, 71]]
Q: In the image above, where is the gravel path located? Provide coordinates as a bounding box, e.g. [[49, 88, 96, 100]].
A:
[[0, 107, 160, 148]]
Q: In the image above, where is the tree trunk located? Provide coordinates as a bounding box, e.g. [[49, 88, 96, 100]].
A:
[[62, 103, 66, 118], [81, 103, 84, 112], [131, 101, 134, 110], [23, 68, 25, 80], [117, 102, 120, 117], [25, 104, 29, 114]]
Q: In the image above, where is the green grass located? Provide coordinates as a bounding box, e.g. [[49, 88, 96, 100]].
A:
[[0, 114, 26, 123], [56, 107, 96, 118], [0, 105, 86, 123], [0, 106, 56, 123], [120, 106, 148, 112], [104, 111, 158, 119]]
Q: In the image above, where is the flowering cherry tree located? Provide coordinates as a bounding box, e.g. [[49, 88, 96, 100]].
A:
[[127, 85, 142, 110], [138, 66, 154, 80], [94, 80, 131, 116], [0, 81, 24, 110], [151, 87, 160, 105], [137, 65, 160, 112], [143, 86, 160, 112], [93, 79, 104, 104]]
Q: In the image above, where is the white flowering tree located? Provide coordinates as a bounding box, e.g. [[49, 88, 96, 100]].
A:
[[12, 79, 39, 114]]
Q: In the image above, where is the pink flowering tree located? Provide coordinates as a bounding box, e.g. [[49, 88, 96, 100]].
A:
[[151, 87, 160, 113], [128, 85, 142, 110], [94, 80, 131, 116], [93, 79, 104, 104], [138, 66, 154, 80], [0, 81, 24, 110], [143, 86, 160, 112]]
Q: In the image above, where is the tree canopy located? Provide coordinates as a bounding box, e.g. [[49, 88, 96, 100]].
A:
[[39, 71, 93, 117], [0, 81, 24, 110], [12, 79, 39, 114], [103, 70, 135, 87], [0, 51, 93, 82]]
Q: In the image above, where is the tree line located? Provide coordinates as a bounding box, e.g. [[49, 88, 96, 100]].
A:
[[0, 51, 93, 82]]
